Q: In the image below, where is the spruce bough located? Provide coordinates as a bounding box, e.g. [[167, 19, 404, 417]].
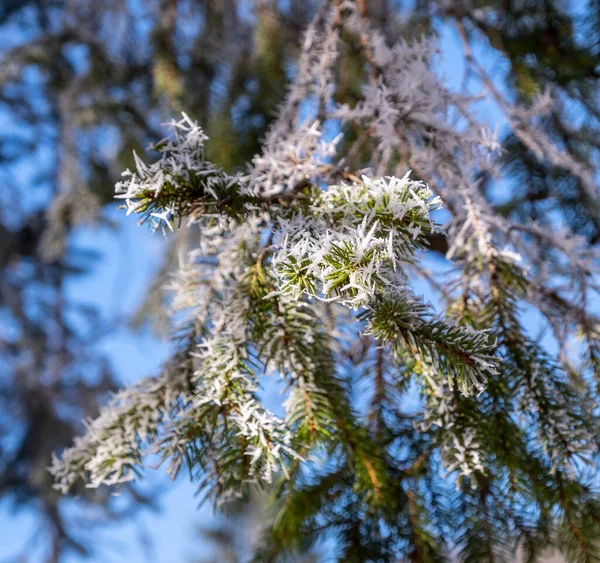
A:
[[51, 3, 600, 561]]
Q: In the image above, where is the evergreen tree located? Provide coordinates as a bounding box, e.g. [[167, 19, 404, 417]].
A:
[[0, 0, 311, 559], [50, 1, 600, 561]]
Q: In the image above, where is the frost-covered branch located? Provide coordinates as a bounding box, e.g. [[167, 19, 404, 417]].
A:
[[51, 2, 600, 560]]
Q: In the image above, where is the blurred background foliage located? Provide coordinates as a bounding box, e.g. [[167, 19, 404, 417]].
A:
[[0, 0, 598, 561]]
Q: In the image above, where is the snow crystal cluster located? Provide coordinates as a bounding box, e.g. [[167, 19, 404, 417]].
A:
[[51, 361, 190, 493], [115, 113, 241, 231], [272, 173, 440, 308], [419, 389, 486, 481], [247, 121, 341, 198]]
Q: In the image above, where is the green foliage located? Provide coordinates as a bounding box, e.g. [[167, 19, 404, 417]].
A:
[[132, 169, 251, 227], [365, 291, 497, 395]]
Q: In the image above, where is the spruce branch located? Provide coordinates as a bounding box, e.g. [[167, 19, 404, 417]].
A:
[[49, 2, 600, 560], [364, 290, 498, 396]]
